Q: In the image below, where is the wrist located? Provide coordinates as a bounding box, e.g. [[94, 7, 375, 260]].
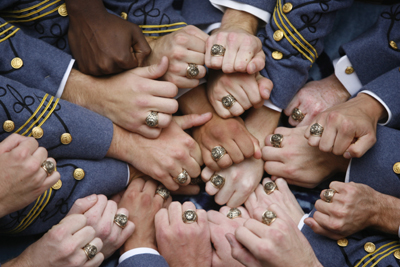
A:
[[324, 74, 351, 102], [220, 8, 258, 35], [66, 0, 107, 18], [357, 93, 387, 122], [121, 238, 157, 254]]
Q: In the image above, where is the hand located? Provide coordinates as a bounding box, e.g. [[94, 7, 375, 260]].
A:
[[119, 178, 172, 252], [245, 178, 304, 225], [202, 156, 264, 207], [231, 205, 322, 267], [0, 134, 60, 218], [208, 206, 250, 267], [108, 113, 212, 191], [155, 202, 212, 267], [67, 195, 135, 259], [305, 181, 382, 240], [207, 70, 273, 118], [284, 74, 350, 126], [263, 126, 349, 188], [67, 0, 151, 76], [145, 25, 208, 88], [64, 57, 178, 139], [192, 115, 261, 172], [5, 214, 104, 267], [205, 9, 264, 74], [305, 93, 387, 159]]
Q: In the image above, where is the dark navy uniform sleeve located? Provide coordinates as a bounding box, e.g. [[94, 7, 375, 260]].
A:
[[258, 0, 353, 109], [0, 157, 128, 236], [341, 4, 400, 86], [0, 76, 114, 160], [117, 254, 169, 267]]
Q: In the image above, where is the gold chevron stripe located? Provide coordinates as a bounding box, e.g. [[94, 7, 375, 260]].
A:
[[1, 0, 51, 14], [15, 94, 48, 134], [1, 0, 61, 18]]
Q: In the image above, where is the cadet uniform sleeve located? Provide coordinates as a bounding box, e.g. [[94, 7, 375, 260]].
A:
[[118, 254, 169, 267], [258, 0, 353, 109], [0, 157, 128, 236], [0, 76, 113, 160]]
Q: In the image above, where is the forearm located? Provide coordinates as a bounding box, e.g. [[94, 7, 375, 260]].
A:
[[370, 191, 400, 236], [65, 0, 107, 18], [220, 8, 259, 35], [245, 107, 280, 146]]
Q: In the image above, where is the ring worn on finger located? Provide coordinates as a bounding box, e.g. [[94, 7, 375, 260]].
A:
[[211, 44, 226, 56], [145, 111, 159, 127], [270, 134, 283, 148], [222, 95, 236, 109], [182, 210, 197, 223], [310, 123, 324, 137], [82, 243, 98, 260], [291, 108, 305, 122], [264, 181, 278, 195], [211, 146, 227, 162], [210, 173, 225, 189], [174, 169, 189, 185], [262, 210, 277, 226], [156, 187, 170, 201], [227, 208, 242, 219], [114, 214, 128, 229], [323, 189, 336, 203], [186, 63, 199, 79], [41, 160, 55, 176]]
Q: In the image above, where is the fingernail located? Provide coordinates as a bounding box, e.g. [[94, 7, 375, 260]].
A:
[[304, 220, 312, 227], [263, 88, 270, 98], [344, 151, 352, 159], [87, 194, 97, 202], [225, 234, 234, 246]]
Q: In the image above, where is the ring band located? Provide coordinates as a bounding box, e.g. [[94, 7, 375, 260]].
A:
[[227, 208, 242, 219], [210, 173, 225, 189], [186, 63, 199, 79], [114, 213, 128, 229], [221, 95, 236, 109], [156, 187, 170, 200], [310, 123, 324, 137], [211, 44, 226, 56], [182, 209, 197, 223], [291, 108, 305, 122], [211, 146, 227, 162], [145, 111, 159, 127], [174, 169, 189, 185], [264, 181, 278, 195], [262, 210, 277, 226], [41, 160, 55, 176], [270, 134, 283, 148], [82, 243, 98, 260], [323, 189, 336, 203]]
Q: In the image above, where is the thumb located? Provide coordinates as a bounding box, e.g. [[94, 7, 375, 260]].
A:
[[247, 50, 266, 74], [251, 136, 262, 159], [345, 133, 376, 159], [67, 194, 98, 216], [173, 112, 212, 130], [131, 56, 169, 79], [256, 74, 273, 101], [304, 217, 343, 240], [226, 233, 262, 267]]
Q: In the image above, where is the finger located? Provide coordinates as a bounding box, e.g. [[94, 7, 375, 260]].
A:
[[261, 147, 284, 162], [201, 167, 214, 182], [214, 182, 235, 206], [68, 195, 99, 216], [234, 134, 256, 160], [129, 177, 146, 192], [148, 98, 179, 116], [304, 217, 344, 240], [247, 50, 266, 74], [165, 73, 202, 89], [155, 208, 170, 229], [235, 223, 264, 252], [130, 25, 152, 67], [215, 153, 233, 170], [202, 146, 221, 172], [42, 168, 61, 191], [13, 137, 40, 156], [223, 140, 245, 164], [173, 113, 213, 130], [137, 126, 162, 139], [221, 35, 239, 73], [227, 189, 251, 208], [114, 208, 135, 244], [84, 195, 108, 224], [233, 38, 260, 73], [263, 161, 289, 178], [183, 25, 209, 43], [59, 214, 87, 234], [169, 201, 184, 225], [83, 252, 104, 267], [346, 133, 376, 159], [148, 81, 178, 98], [220, 206, 250, 219], [314, 199, 334, 216], [73, 226, 97, 249], [0, 134, 29, 153], [206, 33, 226, 69], [205, 180, 220, 196], [183, 158, 202, 184], [318, 120, 338, 153], [132, 56, 169, 79], [197, 209, 208, 227], [257, 75, 273, 102], [226, 233, 261, 267], [176, 62, 207, 79]]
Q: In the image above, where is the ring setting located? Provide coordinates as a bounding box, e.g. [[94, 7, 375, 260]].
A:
[[182, 210, 197, 223], [82, 243, 98, 260], [323, 189, 336, 203], [211, 44, 226, 56], [211, 146, 227, 162], [114, 213, 128, 229], [310, 123, 324, 136], [145, 111, 159, 128], [156, 187, 170, 200], [221, 95, 236, 109], [270, 134, 283, 148], [41, 160, 55, 176], [262, 210, 277, 225], [186, 63, 199, 79], [227, 208, 242, 219], [264, 181, 278, 195], [291, 108, 305, 122], [174, 169, 189, 184], [210, 173, 225, 189]]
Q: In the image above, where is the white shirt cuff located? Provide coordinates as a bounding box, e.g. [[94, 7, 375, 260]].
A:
[[57, 59, 75, 98], [358, 91, 391, 126], [200, 22, 221, 34], [263, 99, 282, 112], [398, 226, 400, 239], [175, 78, 207, 99], [119, 248, 160, 264], [344, 158, 352, 183], [298, 213, 309, 231], [333, 56, 362, 97], [126, 164, 130, 186], [210, 0, 271, 23]]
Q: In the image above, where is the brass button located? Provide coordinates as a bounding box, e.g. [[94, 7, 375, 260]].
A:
[[121, 12, 128, 20], [272, 51, 283, 60], [11, 57, 23, 69], [58, 3, 68, 16], [390, 41, 398, 50], [60, 133, 72, 145], [393, 162, 400, 174], [282, 3, 293, 13], [364, 242, 376, 253], [337, 238, 348, 247], [32, 126, 43, 139], [74, 168, 85, 180], [273, 30, 284, 41], [394, 249, 400, 259], [3, 120, 15, 132], [52, 179, 62, 190], [345, 66, 354, 74]]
